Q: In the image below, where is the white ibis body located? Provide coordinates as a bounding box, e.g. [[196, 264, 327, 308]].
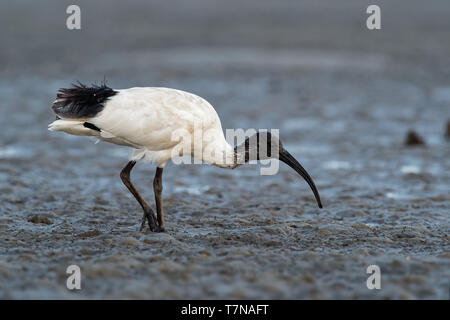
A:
[[49, 83, 322, 232]]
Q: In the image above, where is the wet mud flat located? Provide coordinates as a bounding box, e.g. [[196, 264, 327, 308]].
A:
[[0, 0, 449, 299]]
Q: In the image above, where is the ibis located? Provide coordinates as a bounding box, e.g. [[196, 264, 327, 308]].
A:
[[49, 82, 322, 232]]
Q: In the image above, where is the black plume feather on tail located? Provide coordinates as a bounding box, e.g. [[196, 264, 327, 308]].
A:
[[52, 81, 117, 119]]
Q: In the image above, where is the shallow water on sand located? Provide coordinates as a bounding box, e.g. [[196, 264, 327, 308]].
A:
[[0, 0, 449, 299]]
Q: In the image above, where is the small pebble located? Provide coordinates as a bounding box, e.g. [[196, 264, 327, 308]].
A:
[[405, 130, 425, 146], [77, 230, 102, 238], [27, 215, 53, 225]]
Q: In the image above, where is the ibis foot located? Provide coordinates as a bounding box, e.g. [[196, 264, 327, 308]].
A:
[[139, 211, 157, 232]]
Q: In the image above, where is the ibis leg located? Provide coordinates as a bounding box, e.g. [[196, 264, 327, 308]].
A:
[[120, 161, 157, 231], [153, 167, 165, 232]]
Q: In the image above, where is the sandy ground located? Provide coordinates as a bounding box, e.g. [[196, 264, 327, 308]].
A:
[[0, 0, 449, 299]]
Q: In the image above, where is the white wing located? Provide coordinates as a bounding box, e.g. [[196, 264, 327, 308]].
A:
[[90, 87, 223, 151]]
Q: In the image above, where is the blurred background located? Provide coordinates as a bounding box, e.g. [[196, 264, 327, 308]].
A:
[[0, 0, 449, 299]]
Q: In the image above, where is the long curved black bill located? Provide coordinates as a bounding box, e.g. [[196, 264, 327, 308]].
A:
[[279, 149, 323, 208]]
